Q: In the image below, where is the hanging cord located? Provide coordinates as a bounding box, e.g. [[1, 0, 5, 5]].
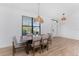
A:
[[38, 3, 40, 16]]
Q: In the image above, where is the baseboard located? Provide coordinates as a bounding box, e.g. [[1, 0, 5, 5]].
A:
[[0, 43, 12, 48], [58, 34, 79, 40]]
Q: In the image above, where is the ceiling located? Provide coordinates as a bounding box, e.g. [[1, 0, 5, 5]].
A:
[[0, 3, 79, 18]]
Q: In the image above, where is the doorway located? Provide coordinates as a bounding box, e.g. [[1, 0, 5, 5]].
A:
[[51, 19, 58, 37]]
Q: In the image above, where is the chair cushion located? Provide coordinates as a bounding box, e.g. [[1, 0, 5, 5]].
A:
[[33, 41, 40, 47]]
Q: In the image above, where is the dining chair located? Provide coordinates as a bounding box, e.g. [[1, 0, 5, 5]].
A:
[[41, 34, 49, 52], [12, 36, 27, 56], [23, 33, 33, 54], [31, 35, 42, 56], [47, 33, 52, 45]]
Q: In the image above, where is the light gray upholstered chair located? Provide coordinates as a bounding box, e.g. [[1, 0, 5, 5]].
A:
[[41, 34, 49, 52], [22, 34, 33, 54], [31, 35, 41, 56], [47, 33, 52, 44], [12, 36, 27, 56]]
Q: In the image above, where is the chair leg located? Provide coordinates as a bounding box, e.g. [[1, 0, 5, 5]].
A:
[[47, 44, 49, 51], [42, 45, 44, 52], [26, 45, 29, 54], [24, 46, 28, 54], [40, 47, 41, 53], [32, 48, 35, 56], [39, 47, 41, 54], [13, 47, 15, 56], [47, 42, 49, 50], [12, 42, 16, 56]]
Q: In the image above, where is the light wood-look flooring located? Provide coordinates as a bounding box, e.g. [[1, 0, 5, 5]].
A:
[[0, 37, 79, 56]]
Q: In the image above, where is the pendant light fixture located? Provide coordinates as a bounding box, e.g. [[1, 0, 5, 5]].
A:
[[34, 3, 44, 24], [61, 13, 66, 23], [61, 13, 66, 21]]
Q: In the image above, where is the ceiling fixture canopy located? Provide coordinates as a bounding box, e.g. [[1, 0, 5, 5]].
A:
[[34, 3, 44, 24]]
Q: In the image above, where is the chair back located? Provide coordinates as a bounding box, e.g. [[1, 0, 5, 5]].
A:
[[26, 33, 33, 40], [22, 33, 33, 42], [41, 34, 49, 44], [13, 36, 17, 46], [47, 33, 52, 39], [13, 36, 22, 45], [33, 35, 41, 41], [41, 34, 49, 40], [33, 35, 41, 47]]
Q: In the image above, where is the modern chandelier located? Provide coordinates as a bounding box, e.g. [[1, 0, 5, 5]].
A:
[[61, 13, 66, 21], [34, 3, 44, 24]]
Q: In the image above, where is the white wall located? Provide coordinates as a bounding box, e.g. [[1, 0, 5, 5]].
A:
[[40, 3, 79, 40], [60, 10, 79, 40], [58, 4, 79, 40], [0, 4, 37, 48], [41, 17, 52, 34], [0, 4, 52, 48]]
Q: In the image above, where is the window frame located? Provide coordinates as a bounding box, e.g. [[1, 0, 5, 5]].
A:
[[22, 16, 41, 36]]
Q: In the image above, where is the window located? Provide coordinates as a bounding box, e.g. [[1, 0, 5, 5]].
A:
[[22, 16, 40, 35]]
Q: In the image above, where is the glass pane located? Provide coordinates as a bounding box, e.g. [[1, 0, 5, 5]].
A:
[[23, 16, 32, 26], [22, 27, 32, 35], [33, 19, 39, 26], [33, 27, 40, 35]]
